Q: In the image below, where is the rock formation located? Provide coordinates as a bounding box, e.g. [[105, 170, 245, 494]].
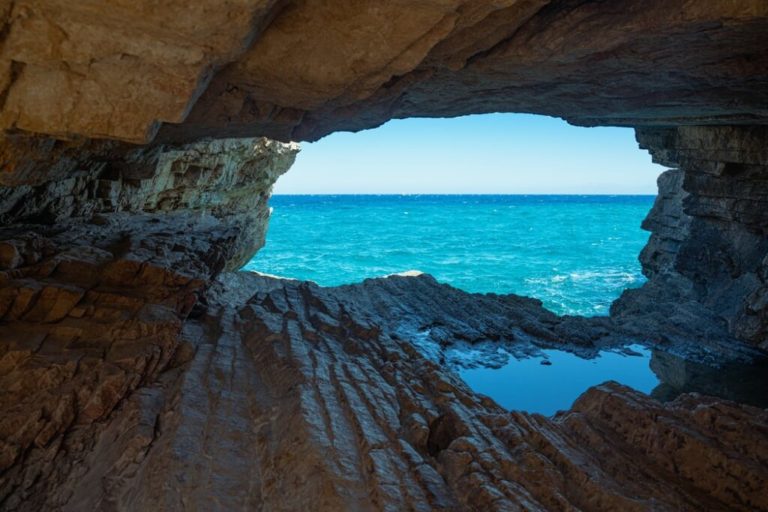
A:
[[0, 138, 297, 509], [1, 1, 768, 144], [6, 272, 767, 511], [613, 126, 768, 350], [1, 1, 767, 511]]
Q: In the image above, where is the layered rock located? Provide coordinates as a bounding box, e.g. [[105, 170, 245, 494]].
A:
[[2, 1, 768, 144], [613, 126, 768, 350], [0, 136, 297, 267], [1, 1, 768, 510], [28, 272, 767, 511], [0, 138, 296, 508], [1, 137, 767, 509]]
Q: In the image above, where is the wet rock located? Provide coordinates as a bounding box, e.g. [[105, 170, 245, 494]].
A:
[[649, 349, 768, 409]]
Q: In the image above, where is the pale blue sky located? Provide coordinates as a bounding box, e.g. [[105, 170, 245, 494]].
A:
[[274, 114, 665, 194]]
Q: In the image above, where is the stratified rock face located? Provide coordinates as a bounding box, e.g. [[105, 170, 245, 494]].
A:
[[613, 126, 768, 349], [1, 2, 768, 511], [0, 136, 298, 268], [2, 1, 768, 144], [41, 273, 768, 512], [0, 139, 296, 508]]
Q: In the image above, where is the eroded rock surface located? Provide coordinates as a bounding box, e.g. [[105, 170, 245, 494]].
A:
[[0, 138, 296, 508], [1, 2, 768, 510], [613, 126, 768, 350], [0, 121, 767, 512], [2, 1, 768, 144], [35, 272, 767, 512], [0, 136, 297, 267]]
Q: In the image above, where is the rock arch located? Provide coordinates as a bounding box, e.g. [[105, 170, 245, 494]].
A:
[[1, 2, 767, 510]]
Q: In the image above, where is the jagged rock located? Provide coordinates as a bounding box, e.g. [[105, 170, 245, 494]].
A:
[[0, 136, 297, 268], [330, 272, 630, 366], [36, 272, 765, 512], [1, 2, 767, 511], [613, 126, 768, 349], [0, 138, 296, 508]]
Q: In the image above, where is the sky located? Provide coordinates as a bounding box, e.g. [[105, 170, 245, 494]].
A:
[[273, 113, 665, 195]]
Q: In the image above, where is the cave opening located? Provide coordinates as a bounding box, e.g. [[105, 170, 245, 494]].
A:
[[244, 113, 665, 317], [239, 113, 687, 415], [2, 1, 768, 507]]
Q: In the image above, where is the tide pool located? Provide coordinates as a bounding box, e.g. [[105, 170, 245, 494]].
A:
[[459, 345, 658, 415], [244, 195, 654, 316]]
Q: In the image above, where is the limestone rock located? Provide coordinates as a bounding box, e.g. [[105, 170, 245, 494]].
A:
[[0, 138, 296, 508], [2, 1, 767, 144], [0, 0, 282, 142], [1, 2, 767, 510], [0, 136, 297, 268]]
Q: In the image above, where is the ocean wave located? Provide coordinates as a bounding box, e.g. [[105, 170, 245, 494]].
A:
[[249, 196, 652, 316]]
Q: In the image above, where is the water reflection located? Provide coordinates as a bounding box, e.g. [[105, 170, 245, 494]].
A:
[[459, 344, 658, 416], [458, 344, 768, 416], [649, 349, 768, 409]]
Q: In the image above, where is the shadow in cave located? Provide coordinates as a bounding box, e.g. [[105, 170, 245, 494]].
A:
[[650, 349, 768, 409]]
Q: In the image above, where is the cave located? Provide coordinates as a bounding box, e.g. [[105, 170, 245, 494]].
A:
[[1, 2, 768, 511]]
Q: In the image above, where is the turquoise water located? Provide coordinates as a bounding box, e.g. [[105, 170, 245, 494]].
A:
[[459, 345, 658, 415], [245, 195, 654, 316]]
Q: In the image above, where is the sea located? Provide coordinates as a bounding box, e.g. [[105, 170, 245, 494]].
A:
[[244, 194, 654, 316], [243, 194, 660, 414]]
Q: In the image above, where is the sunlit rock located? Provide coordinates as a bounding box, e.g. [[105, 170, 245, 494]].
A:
[[0, 1, 767, 510]]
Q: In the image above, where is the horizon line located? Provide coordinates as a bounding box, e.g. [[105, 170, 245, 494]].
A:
[[270, 192, 657, 196]]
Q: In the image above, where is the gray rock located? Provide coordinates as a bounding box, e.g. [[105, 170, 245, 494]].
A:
[[613, 126, 768, 350]]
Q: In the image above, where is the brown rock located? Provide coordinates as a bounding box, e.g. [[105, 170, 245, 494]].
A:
[[0, 1, 766, 144], [0, 242, 22, 270], [68, 272, 761, 512], [0, 3, 767, 511]]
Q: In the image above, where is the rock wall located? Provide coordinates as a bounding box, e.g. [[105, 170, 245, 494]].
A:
[[1, 136, 297, 268], [0, 138, 296, 508], [613, 126, 768, 350], [2, 1, 768, 144], [1, 1, 768, 510]]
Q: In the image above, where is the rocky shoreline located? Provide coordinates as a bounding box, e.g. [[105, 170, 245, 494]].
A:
[[2, 1, 768, 509], [17, 270, 768, 511], [1, 126, 767, 511]]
